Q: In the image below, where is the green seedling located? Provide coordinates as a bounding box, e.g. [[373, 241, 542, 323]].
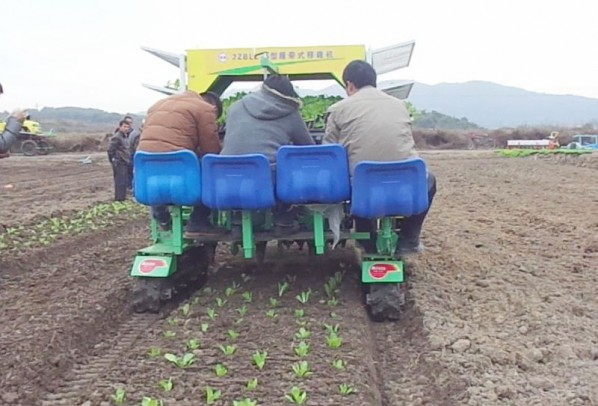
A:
[[324, 323, 340, 334], [252, 351, 268, 370], [327, 298, 339, 306], [278, 281, 290, 297], [215, 363, 228, 377], [295, 327, 311, 340], [141, 397, 163, 406], [339, 383, 355, 395], [219, 344, 237, 356], [246, 378, 259, 390], [228, 329, 240, 340], [163, 330, 176, 338], [166, 318, 178, 326], [233, 399, 258, 406], [266, 309, 278, 319], [201, 322, 210, 333], [324, 282, 335, 299], [237, 305, 248, 317], [326, 332, 343, 349], [242, 291, 253, 303], [181, 303, 191, 316], [332, 359, 347, 370], [192, 296, 201, 305], [285, 386, 307, 404], [330, 311, 339, 319], [294, 309, 305, 318], [207, 308, 218, 320], [205, 386, 222, 405], [225, 286, 237, 297], [203, 287, 214, 295], [164, 352, 196, 369], [215, 297, 227, 307], [158, 377, 173, 392], [241, 273, 253, 283], [294, 341, 310, 358], [296, 289, 312, 304], [111, 387, 126, 404], [187, 338, 200, 350], [269, 297, 279, 307], [148, 347, 161, 358], [286, 274, 297, 283], [291, 360, 313, 378]]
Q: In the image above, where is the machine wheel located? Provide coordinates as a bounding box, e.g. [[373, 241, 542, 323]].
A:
[[366, 283, 406, 322], [132, 245, 212, 313], [37, 140, 51, 155], [21, 140, 37, 156], [132, 278, 162, 313]]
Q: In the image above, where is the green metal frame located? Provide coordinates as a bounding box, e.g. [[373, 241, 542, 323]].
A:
[[131, 205, 405, 284]]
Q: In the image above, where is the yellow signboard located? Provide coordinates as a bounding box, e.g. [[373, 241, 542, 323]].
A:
[[186, 45, 366, 94]]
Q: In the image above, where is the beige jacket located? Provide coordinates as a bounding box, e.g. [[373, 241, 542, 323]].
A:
[[323, 86, 417, 175]]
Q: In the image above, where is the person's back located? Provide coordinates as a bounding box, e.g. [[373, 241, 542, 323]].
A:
[[325, 86, 416, 174], [138, 91, 221, 156], [222, 75, 314, 162], [324, 60, 436, 256], [136, 90, 225, 238]]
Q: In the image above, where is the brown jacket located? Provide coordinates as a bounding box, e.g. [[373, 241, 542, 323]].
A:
[[137, 91, 221, 156]]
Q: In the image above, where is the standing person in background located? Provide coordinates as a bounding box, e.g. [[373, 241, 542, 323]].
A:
[[0, 82, 27, 158], [127, 118, 142, 191], [107, 120, 131, 201]]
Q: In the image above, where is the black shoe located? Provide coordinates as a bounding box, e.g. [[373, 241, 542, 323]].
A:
[[396, 241, 424, 257]]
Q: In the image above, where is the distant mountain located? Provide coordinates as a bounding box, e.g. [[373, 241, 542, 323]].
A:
[[8, 81, 598, 132], [279, 80, 598, 129], [408, 81, 598, 129]]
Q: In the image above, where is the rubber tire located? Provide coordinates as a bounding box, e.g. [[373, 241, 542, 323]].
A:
[[366, 283, 406, 322], [132, 278, 162, 314], [21, 140, 37, 156], [37, 140, 51, 155]]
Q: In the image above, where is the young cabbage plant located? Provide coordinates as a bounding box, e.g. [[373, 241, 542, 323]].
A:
[[285, 387, 308, 404], [205, 386, 222, 405]]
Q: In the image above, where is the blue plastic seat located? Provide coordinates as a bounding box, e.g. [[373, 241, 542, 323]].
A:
[[134, 150, 202, 206], [201, 154, 275, 210], [350, 158, 429, 218], [276, 144, 351, 204]]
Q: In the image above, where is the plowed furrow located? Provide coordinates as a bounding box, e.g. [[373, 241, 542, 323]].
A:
[[40, 314, 159, 405]]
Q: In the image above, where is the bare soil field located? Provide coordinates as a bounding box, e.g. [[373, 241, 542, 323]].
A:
[[0, 153, 115, 227], [0, 150, 596, 406]]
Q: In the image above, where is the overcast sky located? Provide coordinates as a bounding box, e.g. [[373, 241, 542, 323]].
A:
[[2, 0, 598, 114]]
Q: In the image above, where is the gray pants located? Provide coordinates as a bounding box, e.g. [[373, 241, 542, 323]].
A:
[[112, 163, 129, 201]]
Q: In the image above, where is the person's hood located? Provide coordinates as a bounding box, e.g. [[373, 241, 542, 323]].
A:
[[241, 85, 302, 120]]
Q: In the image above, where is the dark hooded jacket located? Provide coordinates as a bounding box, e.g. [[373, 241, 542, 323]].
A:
[[221, 85, 314, 162]]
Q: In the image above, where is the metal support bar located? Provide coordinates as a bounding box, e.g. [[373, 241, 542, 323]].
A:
[[313, 211, 325, 254], [376, 217, 397, 257], [242, 210, 255, 259], [171, 206, 184, 255]]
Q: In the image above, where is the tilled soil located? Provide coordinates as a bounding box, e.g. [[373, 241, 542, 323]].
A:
[[0, 151, 596, 406], [0, 153, 113, 227]]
